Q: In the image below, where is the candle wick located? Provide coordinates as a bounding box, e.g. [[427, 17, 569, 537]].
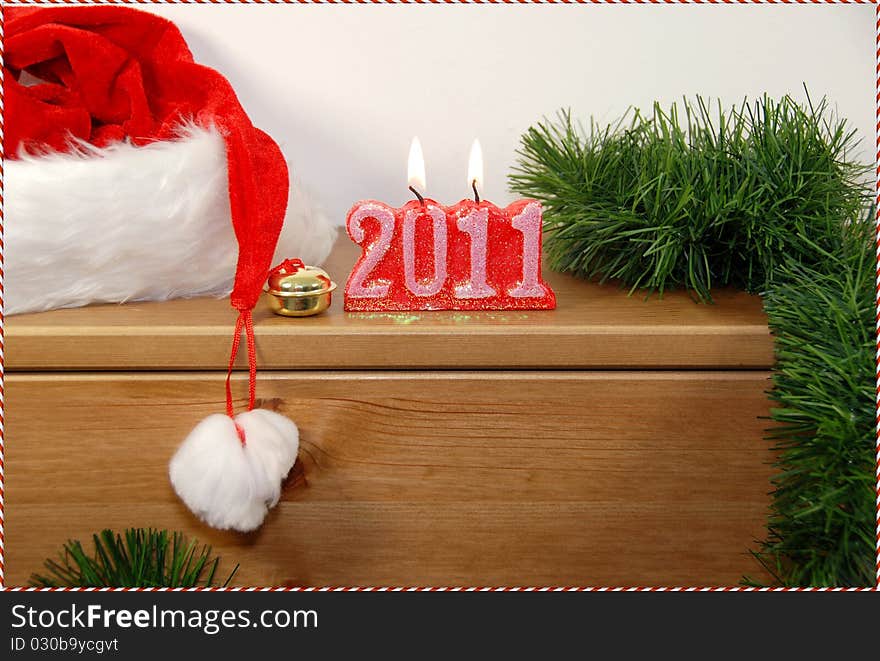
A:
[[472, 179, 480, 204], [409, 185, 426, 206]]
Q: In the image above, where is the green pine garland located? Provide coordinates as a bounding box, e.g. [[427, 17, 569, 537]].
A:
[[30, 528, 238, 588], [510, 93, 875, 587], [510, 94, 868, 301], [750, 217, 875, 587]]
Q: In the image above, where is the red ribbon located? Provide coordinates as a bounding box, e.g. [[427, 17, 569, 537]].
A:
[[225, 258, 303, 445], [269, 258, 305, 280], [225, 310, 257, 445]]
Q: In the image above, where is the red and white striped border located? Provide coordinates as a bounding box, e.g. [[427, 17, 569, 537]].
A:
[[0, 0, 877, 5], [0, 0, 877, 594]]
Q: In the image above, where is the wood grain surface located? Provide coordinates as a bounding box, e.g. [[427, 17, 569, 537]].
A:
[[4, 371, 775, 587], [4, 239, 774, 371]]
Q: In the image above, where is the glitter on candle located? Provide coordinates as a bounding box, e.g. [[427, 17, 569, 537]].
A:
[[346, 202, 396, 299], [403, 205, 448, 297], [345, 198, 555, 311], [509, 202, 550, 298], [455, 207, 496, 299]]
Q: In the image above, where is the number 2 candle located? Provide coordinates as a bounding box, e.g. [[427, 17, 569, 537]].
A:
[[344, 138, 556, 311]]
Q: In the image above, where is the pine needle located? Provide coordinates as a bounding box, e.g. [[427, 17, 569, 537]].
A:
[[30, 528, 238, 588], [510, 91, 875, 587], [509, 93, 870, 302], [745, 210, 875, 587]]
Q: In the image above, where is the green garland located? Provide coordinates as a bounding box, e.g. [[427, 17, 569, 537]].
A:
[[30, 528, 237, 588], [510, 94, 868, 302], [751, 219, 875, 587], [510, 94, 875, 587]]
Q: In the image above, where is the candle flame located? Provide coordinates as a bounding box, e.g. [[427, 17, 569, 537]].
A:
[[407, 137, 426, 194], [468, 139, 484, 199]]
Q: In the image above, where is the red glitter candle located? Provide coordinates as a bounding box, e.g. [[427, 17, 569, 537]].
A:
[[344, 139, 556, 312]]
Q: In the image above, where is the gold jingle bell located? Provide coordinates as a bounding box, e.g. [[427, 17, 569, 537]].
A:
[[266, 258, 337, 317]]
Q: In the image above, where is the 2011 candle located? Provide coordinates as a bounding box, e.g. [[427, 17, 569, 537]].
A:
[[344, 139, 556, 312]]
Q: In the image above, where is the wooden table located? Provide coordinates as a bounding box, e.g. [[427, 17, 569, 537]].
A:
[[4, 239, 776, 586]]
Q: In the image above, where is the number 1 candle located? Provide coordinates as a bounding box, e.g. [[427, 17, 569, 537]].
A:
[[344, 138, 556, 312]]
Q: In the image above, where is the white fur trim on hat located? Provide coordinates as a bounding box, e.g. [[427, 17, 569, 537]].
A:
[[4, 124, 337, 315]]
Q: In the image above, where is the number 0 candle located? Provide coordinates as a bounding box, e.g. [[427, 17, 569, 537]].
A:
[[344, 138, 556, 311]]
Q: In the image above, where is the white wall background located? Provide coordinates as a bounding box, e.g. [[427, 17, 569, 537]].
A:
[[143, 4, 875, 224]]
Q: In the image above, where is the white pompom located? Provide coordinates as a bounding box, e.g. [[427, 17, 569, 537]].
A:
[[169, 409, 300, 532]]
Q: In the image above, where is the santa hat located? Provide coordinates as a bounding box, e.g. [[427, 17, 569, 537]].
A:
[[4, 6, 335, 531]]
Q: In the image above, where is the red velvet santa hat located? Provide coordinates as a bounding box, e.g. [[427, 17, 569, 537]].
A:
[[4, 6, 309, 532]]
